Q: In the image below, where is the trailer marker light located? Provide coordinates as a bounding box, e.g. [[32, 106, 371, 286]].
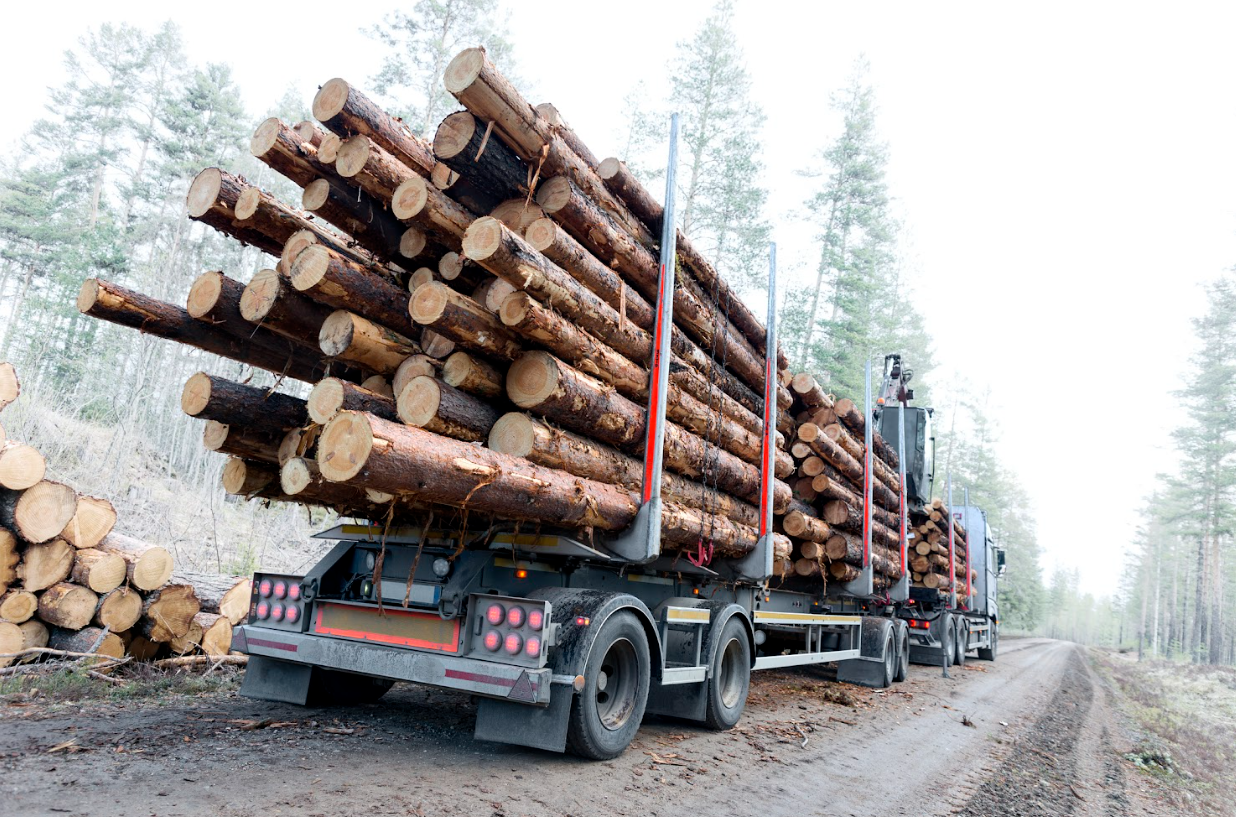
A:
[[271, 603, 285, 622], [288, 583, 301, 601], [486, 603, 506, 626], [573, 675, 586, 692], [525, 636, 541, 657], [483, 630, 502, 651], [692, 588, 700, 596], [284, 605, 300, 624], [504, 632, 523, 655], [527, 609, 544, 631], [515, 569, 528, 579], [256, 601, 270, 619], [575, 616, 590, 626], [273, 580, 287, 599], [506, 606, 525, 628], [258, 579, 272, 597]]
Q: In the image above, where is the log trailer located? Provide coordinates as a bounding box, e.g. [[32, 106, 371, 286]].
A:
[[233, 121, 1002, 760]]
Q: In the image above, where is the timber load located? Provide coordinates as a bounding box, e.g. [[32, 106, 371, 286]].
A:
[[0, 364, 249, 668]]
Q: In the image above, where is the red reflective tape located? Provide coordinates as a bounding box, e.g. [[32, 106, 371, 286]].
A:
[[248, 636, 298, 653], [759, 356, 775, 536], [445, 668, 517, 688], [642, 264, 669, 503]]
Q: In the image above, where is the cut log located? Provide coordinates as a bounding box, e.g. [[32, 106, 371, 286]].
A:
[[202, 421, 283, 464], [597, 157, 661, 229], [1, 481, 77, 545], [278, 427, 320, 467], [0, 528, 16, 591], [168, 617, 205, 655], [0, 443, 45, 490], [181, 372, 308, 431], [336, 134, 420, 202], [184, 167, 284, 256], [390, 174, 476, 244], [46, 626, 124, 659], [397, 376, 499, 442], [79, 279, 329, 383], [222, 457, 278, 496], [98, 533, 173, 591], [18, 538, 75, 591], [250, 117, 333, 187], [421, 329, 457, 359], [441, 351, 504, 399], [177, 575, 250, 625], [392, 354, 439, 397], [308, 378, 398, 425], [488, 413, 759, 527], [139, 584, 200, 642], [0, 620, 21, 666], [69, 548, 126, 594], [410, 282, 522, 360], [60, 495, 117, 550], [16, 619, 48, 662], [438, 252, 484, 290], [408, 267, 437, 292], [433, 111, 527, 205], [196, 612, 233, 656], [431, 160, 503, 215], [290, 244, 412, 333], [318, 132, 342, 163], [301, 177, 408, 262], [37, 582, 99, 631], [782, 511, 831, 544], [93, 587, 143, 632], [506, 352, 790, 509], [490, 198, 545, 232], [822, 423, 901, 491], [791, 373, 831, 410], [0, 363, 18, 411], [240, 268, 332, 341], [319, 310, 420, 375], [294, 120, 324, 147], [474, 276, 518, 314], [0, 588, 37, 623], [360, 374, 394, 398], [313, 78, 435, 177]]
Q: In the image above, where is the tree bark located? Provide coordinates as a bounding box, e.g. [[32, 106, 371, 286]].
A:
[[597, 157, 661, 231], [308, 378, 398, 425], [202, 421, 283, 464], [37, 582, 99, 631], [180, 372, 308, 431], [319, 310, 420, 375], [250, 116, 334, 188], [431, 161, 503, 216], [301, 177, 407, 263], [139, 584, 200, 642], [48, 626, 124, 658], [397, 376, 500, 442], [98, 533, 173, 591], [433, 111, 528, 205], [313, 78, 435, 178], [390, 175, 475, 246], [409, 282, 522, 361], [290, 244, 413, 333], [441, 352, 504, 399], [187, 270, 327, 363]]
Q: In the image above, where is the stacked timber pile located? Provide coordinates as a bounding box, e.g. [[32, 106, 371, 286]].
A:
[[0, 364, 250, 668], [909, 499, 973, 592]]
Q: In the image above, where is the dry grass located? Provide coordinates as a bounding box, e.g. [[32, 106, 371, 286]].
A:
[[1096, 651, 1236, 815]]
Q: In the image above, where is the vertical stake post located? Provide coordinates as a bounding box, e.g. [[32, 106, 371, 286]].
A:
[[891, 398, 909, 601], [947, 473, 957, 609], [845, 359, 875, 596]]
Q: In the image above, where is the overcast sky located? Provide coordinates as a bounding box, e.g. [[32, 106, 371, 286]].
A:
[[6, 1, 1235, 596]]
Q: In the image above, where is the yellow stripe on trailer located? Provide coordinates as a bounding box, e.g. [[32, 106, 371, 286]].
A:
[[753, 611, 861, 626], [665, 607, 711, 623]]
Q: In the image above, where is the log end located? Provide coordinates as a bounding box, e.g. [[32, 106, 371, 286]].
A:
[[497, 291, 532, 327], [185, 270, 226, 319], [76, 278, 101, 314], [391, 176, 429, 220], [397, 376, 443, 428], [533, 176, 571, 213], [462, 216, 505, 262], [312, 77, 352, 122], [318, 133, 342, 164], [186, 167, 224, 218], [202, 420, 229, 452], [334, 136, 371, 179], [318, 311, 358, 359], [506, 352, 559, 409], [239, 269, 281, 322], [308, 377, 347, 425], [409, 281, 450, 325], [180, 372, 214, 418], [399, 227, 427, 259], [488, 412, 535, 458], [393, 355, 437, 396], [62, 495, 118, 549], [0, 442, 46, 491], [490, 199, 545, 232], [438, 252, 466, 280], [17, 482, 78, 544], [280, 458, 315, 496], [597, 157, 622, 182], [443, 48, 486, 94], [250, 117, 282, 158], [302, 178, 330, 212], [522, 217, 555, 252], [317, 411, 374, 483], [433, 111, 477, 161], [290, 244, 331, 292], [441, 351, 476, 389]]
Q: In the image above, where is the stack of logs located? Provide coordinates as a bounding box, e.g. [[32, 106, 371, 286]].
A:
[[75, 49, 961, 595], [0, 363, 250, 667]]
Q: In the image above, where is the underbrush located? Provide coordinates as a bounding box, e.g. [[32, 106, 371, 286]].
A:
[[1095, 651, 1236, 815], [0, 663, 241, 709]]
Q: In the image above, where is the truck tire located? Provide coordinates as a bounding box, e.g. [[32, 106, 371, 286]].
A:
[[307, 669, 394, 706], [954, 622, 967, 667], [978, 627, 998, 661], [566, 610, 650, 760], [880, 629, 896, 688], [894, 625, 909, 682], [942, 616, 956, 666], [704, 616, 751, 730]]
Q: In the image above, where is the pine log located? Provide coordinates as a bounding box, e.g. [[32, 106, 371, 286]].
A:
[[433, 111, 527, 205], [187, 270, 327, 363], [0, 620, 21, 666], [278, 426, 319, 467], [197, 612, 233, 656], [291, 244, 412, 333], [397, 376, 499, 442], [474, 276, 518, 314], [94, 587, 143, 632], [308, 378, 398, 425], [184, 168, 283, 255], [318, 133, 342, 163], [336, 134, 419, 202], [60, 495, 117, 550], [488, 413, 760, 527], [822, 501, 899, 547], [360, 374, 394, 397], [1, 482, 77, 545], [140, 584, 200, 642], [180, 372, 308, 431], [251, 117, 333, 188], [390, 174, 476, 245], [0, 363, 18, 411], [782, 511, 831, 544], [312, 78, 435, 178], [221, 457, 278, 496], [410, 282, 522, 360], [301, 178, 408, 265], [392, 354, 439, 397], [491, 198, 546, 232], [0, 443, 45, 490], [506, 352, 790, 509], [794, 477, 818, 502], [168, 617, 205, 655], [823, 423, 901, 491], [421, 329, 457, 359], [79, 279, 330, 383], [202, 420, 283, 464], [37, 582, 99, 630], [597, 157, 661, 230], [0, 528, 17, 591], [438, 252, 485, 290], [798, 423, 899, 510], [430, 160, 503, 216], [791, 373, 831, 410], [17, 538, 74, 591], [69, 548, 126, 594], [295, 120, 325, 147], [441, 352, 504, 399], [176, 574, 250, 625], [98, 533, 173, 591], [319, 310, 420, 375], [46, 626, 124, 659], [408, 267, 437, 293], [0, 589, 37, 623], [16, 619, 48, 660]]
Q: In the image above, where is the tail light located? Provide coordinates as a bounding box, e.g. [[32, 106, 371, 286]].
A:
[[525, 636, 541, 657], [256, 601, 270, 619], [486, 603, 506, 626], [250, 573, 306, 631], [506, 606, 525, 628], [483, 630, 502, 651], [284, 605, 300, 624], [271, 604, 285, 622], [273, 580, 288, 599], [258, 579, 272, 597], [288, 584, 301, 601], [504, 632, 523, 655], [469, 594, 553, 667], [527, 609, 544, 631]]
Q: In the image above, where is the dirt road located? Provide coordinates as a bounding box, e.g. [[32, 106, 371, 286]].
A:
[[0, 638, 1160, 816]]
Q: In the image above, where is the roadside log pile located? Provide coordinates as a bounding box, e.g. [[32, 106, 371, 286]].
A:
[[0, 364, 249, 667]]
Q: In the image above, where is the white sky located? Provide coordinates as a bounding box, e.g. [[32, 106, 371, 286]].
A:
[[6, 1, 1236, 596]]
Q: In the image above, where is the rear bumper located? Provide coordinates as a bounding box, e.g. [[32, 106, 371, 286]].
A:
[[234, 624, 553, 705]]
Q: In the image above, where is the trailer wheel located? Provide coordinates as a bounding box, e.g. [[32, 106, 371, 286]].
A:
[[704, 616, 751, 730], [954, 622, 967, 667], [894, 626, 909, 682], [943, 616, 956, 666], [566, 610, 650, 760], [307, 669, 394, 706], [978, 627, 998, 661], [878, 629, 896, 688]]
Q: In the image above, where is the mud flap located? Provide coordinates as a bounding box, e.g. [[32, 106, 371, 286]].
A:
[[644, 680, 707, 722], [239, 655, 313, 705], [473, 688, 573, 753], [836, 617, 892, 689]]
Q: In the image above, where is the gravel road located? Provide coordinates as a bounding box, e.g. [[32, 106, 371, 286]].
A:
[[0, 638, 1162, 816]]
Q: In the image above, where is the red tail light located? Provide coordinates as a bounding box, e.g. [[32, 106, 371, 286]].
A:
[[284, 605, 300, 624], [258, 579, 272, 597], [273, 580, 288, 599], [256, 601, 270, 619], [485, 603, 505, 626], [288, 584, 301, 601], [483, 630, 502, 651], [527, 609, 544, 631], [525, 636, 541, 657], [504, 632, 523, 655], [506, 606, 525, 628], [270, 604, 285, 622]]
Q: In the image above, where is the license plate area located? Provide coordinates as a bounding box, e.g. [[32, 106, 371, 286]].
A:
[[312, 602, 460, 653]]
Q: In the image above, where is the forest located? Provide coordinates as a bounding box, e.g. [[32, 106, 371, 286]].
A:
[[18, 0, 1213, 651]]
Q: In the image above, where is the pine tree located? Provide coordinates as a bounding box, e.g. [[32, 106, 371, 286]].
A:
[[367, 0, 515, 137], [670, 0, 770, 289]]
